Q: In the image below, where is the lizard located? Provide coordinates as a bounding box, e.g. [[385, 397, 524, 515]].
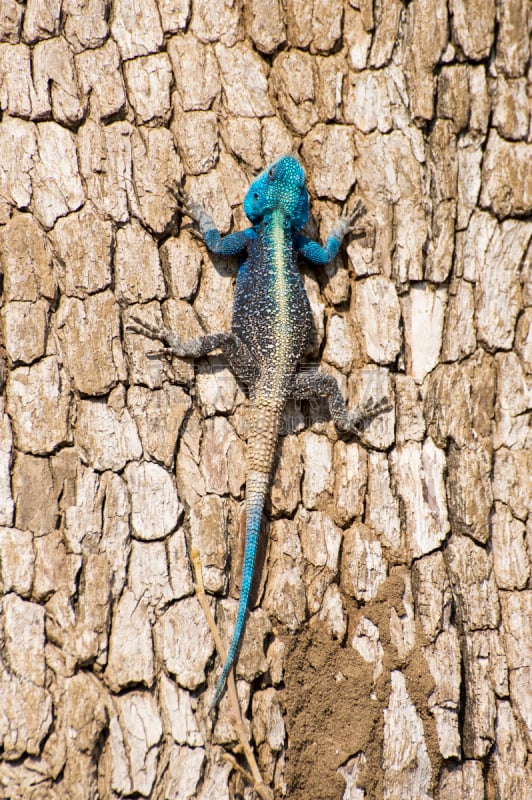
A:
[[128, 155, 388, 709]]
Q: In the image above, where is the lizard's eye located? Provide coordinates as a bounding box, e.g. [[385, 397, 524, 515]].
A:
[[268, 166, 276, 179], [253, 193, 259, 202]]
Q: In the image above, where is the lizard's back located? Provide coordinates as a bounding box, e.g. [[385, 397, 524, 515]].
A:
[[232, 208, 313, 396]]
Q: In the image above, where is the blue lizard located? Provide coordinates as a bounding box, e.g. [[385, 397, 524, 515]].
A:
[[129, 156, 387, 709]]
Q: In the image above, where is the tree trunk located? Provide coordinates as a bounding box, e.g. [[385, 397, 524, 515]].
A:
[[0, 0, 530, 798]]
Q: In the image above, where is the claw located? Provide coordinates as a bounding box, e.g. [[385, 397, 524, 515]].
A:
[[145, 347, 178, 359], [341, 199, 367, 232], [167, 184, 206, 225], [126, 316, 185, 357], [126, 316, 164, 341], [347, 395, 392, 432], [189, 228, 204, 242]]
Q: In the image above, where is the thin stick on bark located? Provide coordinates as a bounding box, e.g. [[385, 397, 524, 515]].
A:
[[190, 549, 274, 800]]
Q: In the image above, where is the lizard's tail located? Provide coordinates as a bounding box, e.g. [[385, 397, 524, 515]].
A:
[[210, 470, 269, 709], [210, 397, 280, 709]]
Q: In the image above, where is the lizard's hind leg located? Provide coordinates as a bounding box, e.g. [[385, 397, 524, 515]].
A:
[[290, 370, 390, 434], [127, 317, 257, 385]]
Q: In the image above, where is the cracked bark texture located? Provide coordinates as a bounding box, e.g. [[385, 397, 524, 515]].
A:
[[0, 0, 531, 798]]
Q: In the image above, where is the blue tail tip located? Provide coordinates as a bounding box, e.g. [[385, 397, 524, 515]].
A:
[[209, 662, 232, 711], [209, 689, 221, 712]]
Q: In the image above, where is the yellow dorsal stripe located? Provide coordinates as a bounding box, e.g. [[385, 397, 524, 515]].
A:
[[270, 209, 291, 393]]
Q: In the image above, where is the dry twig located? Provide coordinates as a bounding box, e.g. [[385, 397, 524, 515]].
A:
[[190, 549, 274, 800]]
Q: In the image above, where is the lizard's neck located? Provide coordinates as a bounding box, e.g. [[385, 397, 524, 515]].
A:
[[261, 207, 295, 275]]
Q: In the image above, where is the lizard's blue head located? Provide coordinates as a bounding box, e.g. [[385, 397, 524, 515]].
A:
[[243, 155, 309, 229]]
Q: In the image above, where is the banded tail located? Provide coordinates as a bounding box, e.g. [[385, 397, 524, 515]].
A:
[[210, 398, 282, 709]]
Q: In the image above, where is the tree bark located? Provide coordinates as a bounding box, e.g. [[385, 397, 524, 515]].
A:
[[0, 0, 530, 798]]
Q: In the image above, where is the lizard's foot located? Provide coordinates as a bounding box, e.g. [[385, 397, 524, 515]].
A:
[[168, 185, 207, 226], [340, 198, 367, 233], [127, 316, 186, 358], [343, 395, 392, 433]]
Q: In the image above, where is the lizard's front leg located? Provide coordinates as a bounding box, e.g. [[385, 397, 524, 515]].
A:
[[290, 370, 390, 433], [127, 317, 257, 385], [171, 187, 250, 256], [295, 199, 367, 265]]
